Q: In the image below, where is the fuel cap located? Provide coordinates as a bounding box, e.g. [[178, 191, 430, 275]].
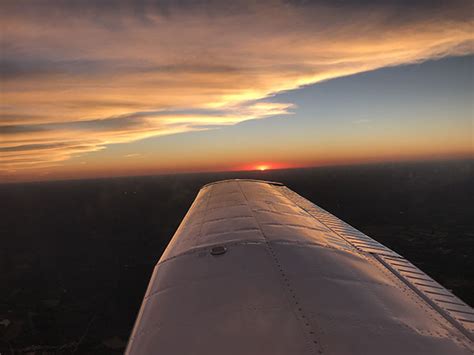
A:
[[210, 245, 227, 256]]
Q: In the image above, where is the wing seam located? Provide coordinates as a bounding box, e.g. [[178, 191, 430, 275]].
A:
[[237, 181, 323, 355]]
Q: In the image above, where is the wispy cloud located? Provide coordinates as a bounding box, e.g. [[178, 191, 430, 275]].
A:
[[1, 0, 472, 174], [353, 119, 371, 124], [124, 153, 141, 158]]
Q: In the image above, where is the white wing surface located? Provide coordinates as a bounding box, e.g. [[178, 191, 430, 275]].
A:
[[126, 179, 473, 355]]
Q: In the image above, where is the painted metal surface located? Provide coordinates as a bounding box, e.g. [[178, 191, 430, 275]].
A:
[[126, 179, 473, 354]]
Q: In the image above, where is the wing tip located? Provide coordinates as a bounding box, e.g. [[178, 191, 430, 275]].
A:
[[201, 179, 284, 190]]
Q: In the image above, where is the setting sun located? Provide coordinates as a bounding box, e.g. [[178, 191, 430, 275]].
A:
[[257, 165, 269, 171]]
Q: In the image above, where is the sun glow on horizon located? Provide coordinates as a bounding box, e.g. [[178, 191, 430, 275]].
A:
[[233, 162, 282, 172]]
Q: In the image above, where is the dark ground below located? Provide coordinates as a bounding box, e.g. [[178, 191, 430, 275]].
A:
[[1, 158, 473, 354]]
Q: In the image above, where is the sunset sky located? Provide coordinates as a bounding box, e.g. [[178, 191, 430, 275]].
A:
[[1, 0, 473, 182]]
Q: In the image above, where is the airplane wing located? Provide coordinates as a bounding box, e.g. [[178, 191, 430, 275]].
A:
[[126, 179, 473, 354]]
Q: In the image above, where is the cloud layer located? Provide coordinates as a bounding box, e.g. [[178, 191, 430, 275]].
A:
[[1, 0, 473, 174]]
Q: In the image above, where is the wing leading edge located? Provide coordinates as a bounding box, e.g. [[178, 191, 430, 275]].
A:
[[126, 179, 473, 355]]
